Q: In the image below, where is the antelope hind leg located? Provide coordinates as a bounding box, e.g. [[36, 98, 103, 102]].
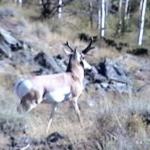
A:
[[46, 103, 57, 134]]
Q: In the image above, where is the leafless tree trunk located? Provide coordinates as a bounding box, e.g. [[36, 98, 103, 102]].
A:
[[58, 0, 62, 19], [14, 0, 23, 7], [124, 0, 130, 21], [117, 0, 123, 34], [138, 0, 147, 45], [99, 0, 106, 37], [124, 0, 130, 32], [89, 1, 93, 28], [38, 0, 42, 5], [105, 0, 110, 16], [117, 0, 130, 35], [98, 0, 101, 30]]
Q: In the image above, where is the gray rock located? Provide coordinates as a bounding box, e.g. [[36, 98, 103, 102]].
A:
[[0, 7, 16, 19], [0, 27, 23, 58], [34, 52, 65, 73], [86, 58, 132, 93]]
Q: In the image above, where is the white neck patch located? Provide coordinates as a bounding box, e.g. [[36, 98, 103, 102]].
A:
[[82, 59, 92, 70]]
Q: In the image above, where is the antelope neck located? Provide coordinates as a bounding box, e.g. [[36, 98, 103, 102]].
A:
[[71, 64, 84, 82]]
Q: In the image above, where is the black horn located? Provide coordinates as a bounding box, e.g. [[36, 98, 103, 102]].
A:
[[82, 38, 95, 54], [64, 41, 74, 52]]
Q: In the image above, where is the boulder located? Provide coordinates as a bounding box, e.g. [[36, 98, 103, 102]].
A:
[[0, 28, 23, 58], [34, 52, 65, 73], [86, 58, 132, 93]]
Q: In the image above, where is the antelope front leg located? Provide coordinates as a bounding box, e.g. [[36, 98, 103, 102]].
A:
[[71, 98, 83, 127], [46, 103, 57, 134]]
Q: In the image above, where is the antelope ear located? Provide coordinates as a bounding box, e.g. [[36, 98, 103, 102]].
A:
[[63, 49, 73, 55]]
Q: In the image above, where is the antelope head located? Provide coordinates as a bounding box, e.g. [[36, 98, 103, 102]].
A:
[[64, 38, 94, 71]]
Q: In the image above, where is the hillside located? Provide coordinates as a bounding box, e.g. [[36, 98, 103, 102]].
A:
[[0, 2, 150, 150]]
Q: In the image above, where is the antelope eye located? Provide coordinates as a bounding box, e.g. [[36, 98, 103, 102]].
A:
[[80, 56, 83, 62]]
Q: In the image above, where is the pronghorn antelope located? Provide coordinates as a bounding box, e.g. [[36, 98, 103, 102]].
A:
[[14, 39, 94, 133]]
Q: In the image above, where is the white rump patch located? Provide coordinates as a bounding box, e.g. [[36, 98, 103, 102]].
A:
[[15, 79, 33, 98], [44, 87, 71, 103]]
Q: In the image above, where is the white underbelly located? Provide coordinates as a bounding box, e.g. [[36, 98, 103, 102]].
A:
[[44, 88, 72, 103]]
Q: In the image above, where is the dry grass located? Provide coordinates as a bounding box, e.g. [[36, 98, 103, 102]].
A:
[[24, 101, 94, 141], [8, 83, 148, 149]]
